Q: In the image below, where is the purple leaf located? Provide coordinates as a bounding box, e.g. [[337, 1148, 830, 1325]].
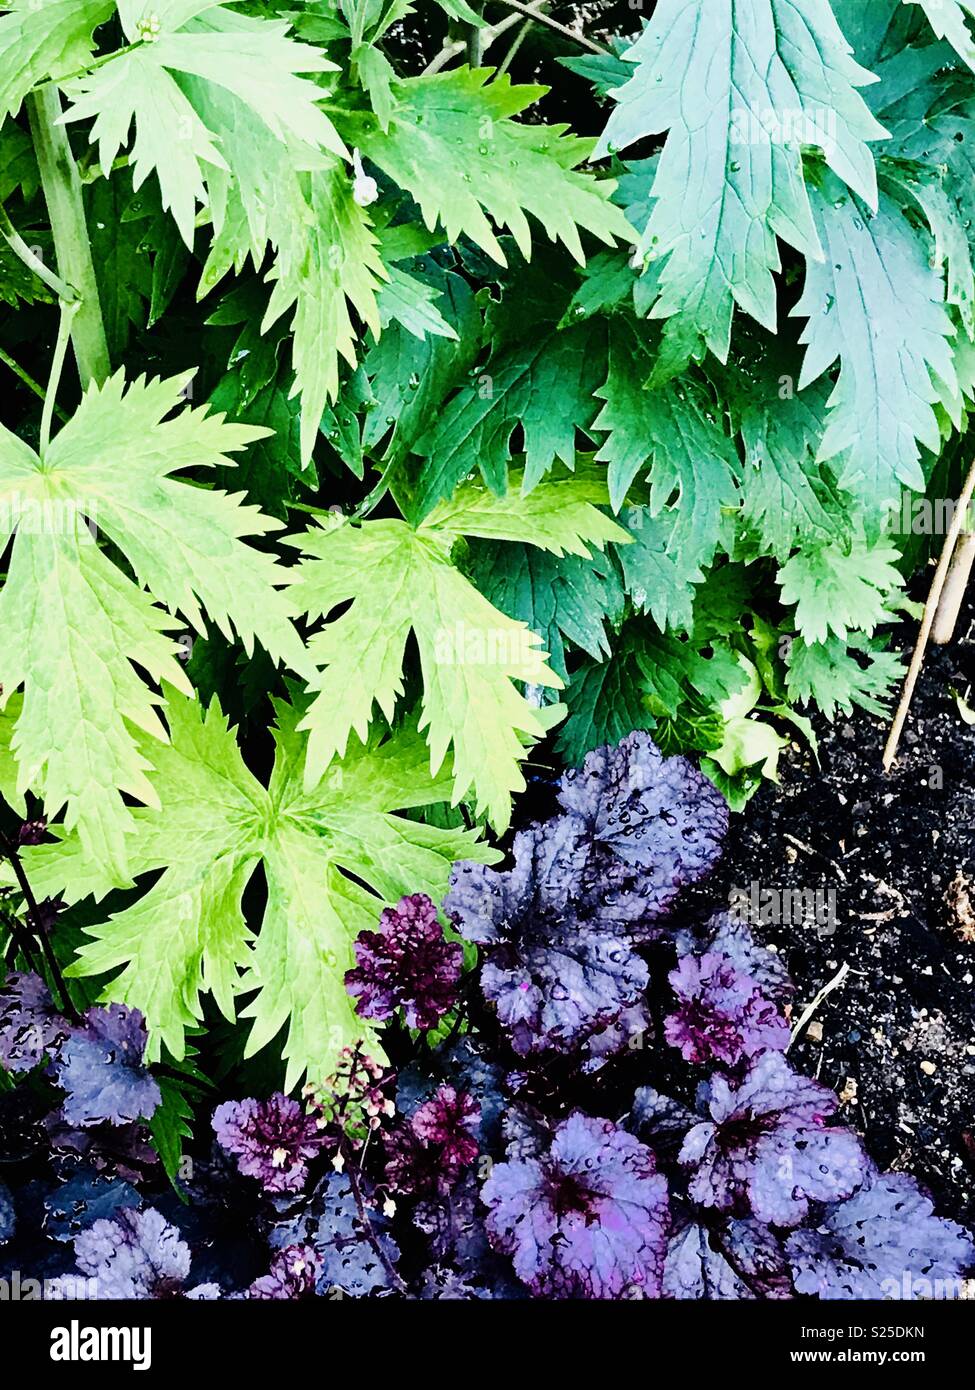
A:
[[0, 971, 68, 1073], [557, 731, 728, 919], [786, 1170, 975, 1299], [247, 1244, 322, 1299], [346, 893, 463, 1032], [664, 1215, 793, 1299], [482, 1112, 669, 1298], [448, 826, 649, 1056], [272, 1173, 399, 1297], [212, 1093, 324, 1194], [680, 1052, 868, 1228], [71, 1207, 203, 1298], [664, 951, 788, 1066], [54, 1005, 161, 1127]]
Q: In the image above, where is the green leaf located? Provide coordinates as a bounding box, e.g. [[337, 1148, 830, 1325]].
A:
[[786, 632, 904, 719], [733, 356, 852, 560], [556, 623, 655, 765], [778, 528, 903, 644], [0, 372, 306, 884], [0, 0, 111, 123], [0, 692, 25, 816], [465, 542, 625, 681], [340, 67, 633, 265], [26, 693, 497, 1088], [411, 319, 607, 508], [594, 0, 887, 377], [63, 5, 347, 239], [289, 468, 626, 827], [793, 171, 957, 506], [377, 265, 458, 341], [363, 265, 481, 486], [907, 0, 975, 69]]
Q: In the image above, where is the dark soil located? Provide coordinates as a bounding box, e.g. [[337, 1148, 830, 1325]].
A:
[[707, 595, 975, 1231]]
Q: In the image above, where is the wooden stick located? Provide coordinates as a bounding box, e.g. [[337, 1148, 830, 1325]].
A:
[[883, 457, 975, 771], [933, 529, 975, 645]]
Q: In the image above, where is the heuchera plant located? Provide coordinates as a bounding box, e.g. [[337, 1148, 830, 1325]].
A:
[[2, 732, 972, 1300]]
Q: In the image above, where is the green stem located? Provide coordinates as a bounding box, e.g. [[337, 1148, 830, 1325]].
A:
[[27, 86, 110, 389], [489, 0, 607, 53], [0, 344, 69, 420], [41, 301, 78, 454], [0, 203, 78, 302]]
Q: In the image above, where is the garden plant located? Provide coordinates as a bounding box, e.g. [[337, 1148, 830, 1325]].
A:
[[1, 0, 975, 1326]]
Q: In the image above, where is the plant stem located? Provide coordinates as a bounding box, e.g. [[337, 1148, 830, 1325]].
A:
[[1, 838, 78, 1020], [40, 301, 79, 454], [488, 0, 607, 54], [27, 86, 110, 389], [0, 203, 79, 302], [0, 344, 69, 420], [496, 16, 533, 76]]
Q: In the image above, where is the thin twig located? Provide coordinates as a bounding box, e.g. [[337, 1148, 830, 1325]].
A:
[[0, 344, 69, 420], [421, 1, 546, 75], [1, 839, 78, 1020], [884, 457, 975, 770], [489, 0, 607, 54], [0, 203, 78, 303], [787, 962, 850, 1051]]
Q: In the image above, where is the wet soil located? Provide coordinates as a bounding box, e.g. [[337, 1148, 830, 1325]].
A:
[[708, 597, 975, 1230]]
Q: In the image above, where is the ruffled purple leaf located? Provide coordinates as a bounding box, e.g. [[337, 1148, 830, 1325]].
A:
[[557, 732, 728, 920], [70, 1207, 212, 1299], [786, 1170, 975, 1299], [448, 828, 649, 1056], [212, 1093, 323, 1194], [54, 1005, 161, 1127], [0, 972, 68, 1073], [447, 734, 727, 1057], [680, 1053, 868, 1228], [703, 914, 794, 1004], [346, 893, 463, 1032], [664, 952, 788, 1067], [386, 1086, 480, 1196], [482, 1112, 669, 1298]]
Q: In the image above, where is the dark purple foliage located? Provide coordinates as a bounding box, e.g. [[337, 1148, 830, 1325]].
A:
[[346, 892, 463, 1032], [482, 1112, 670, 1298], [212, 1093, 324, 1194], [664, 951, 789, 1066], [446, 734, 727, 1058], [786, 1170, 975, 1299], [44, 1172, 139, 1243], [663, 1217, 793, 1299], [54, 1005, 161, 1127], [412, 1087, 480, 1173], [247, 1244, 322, 1299], [386, 1085, 480, 1196], [452, 826, 650, 1055], [704, 914, 794, 1005], [0, 971, 67, 1073], [680, 1052, 869, 1228], [556, 733, 729, 918]]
